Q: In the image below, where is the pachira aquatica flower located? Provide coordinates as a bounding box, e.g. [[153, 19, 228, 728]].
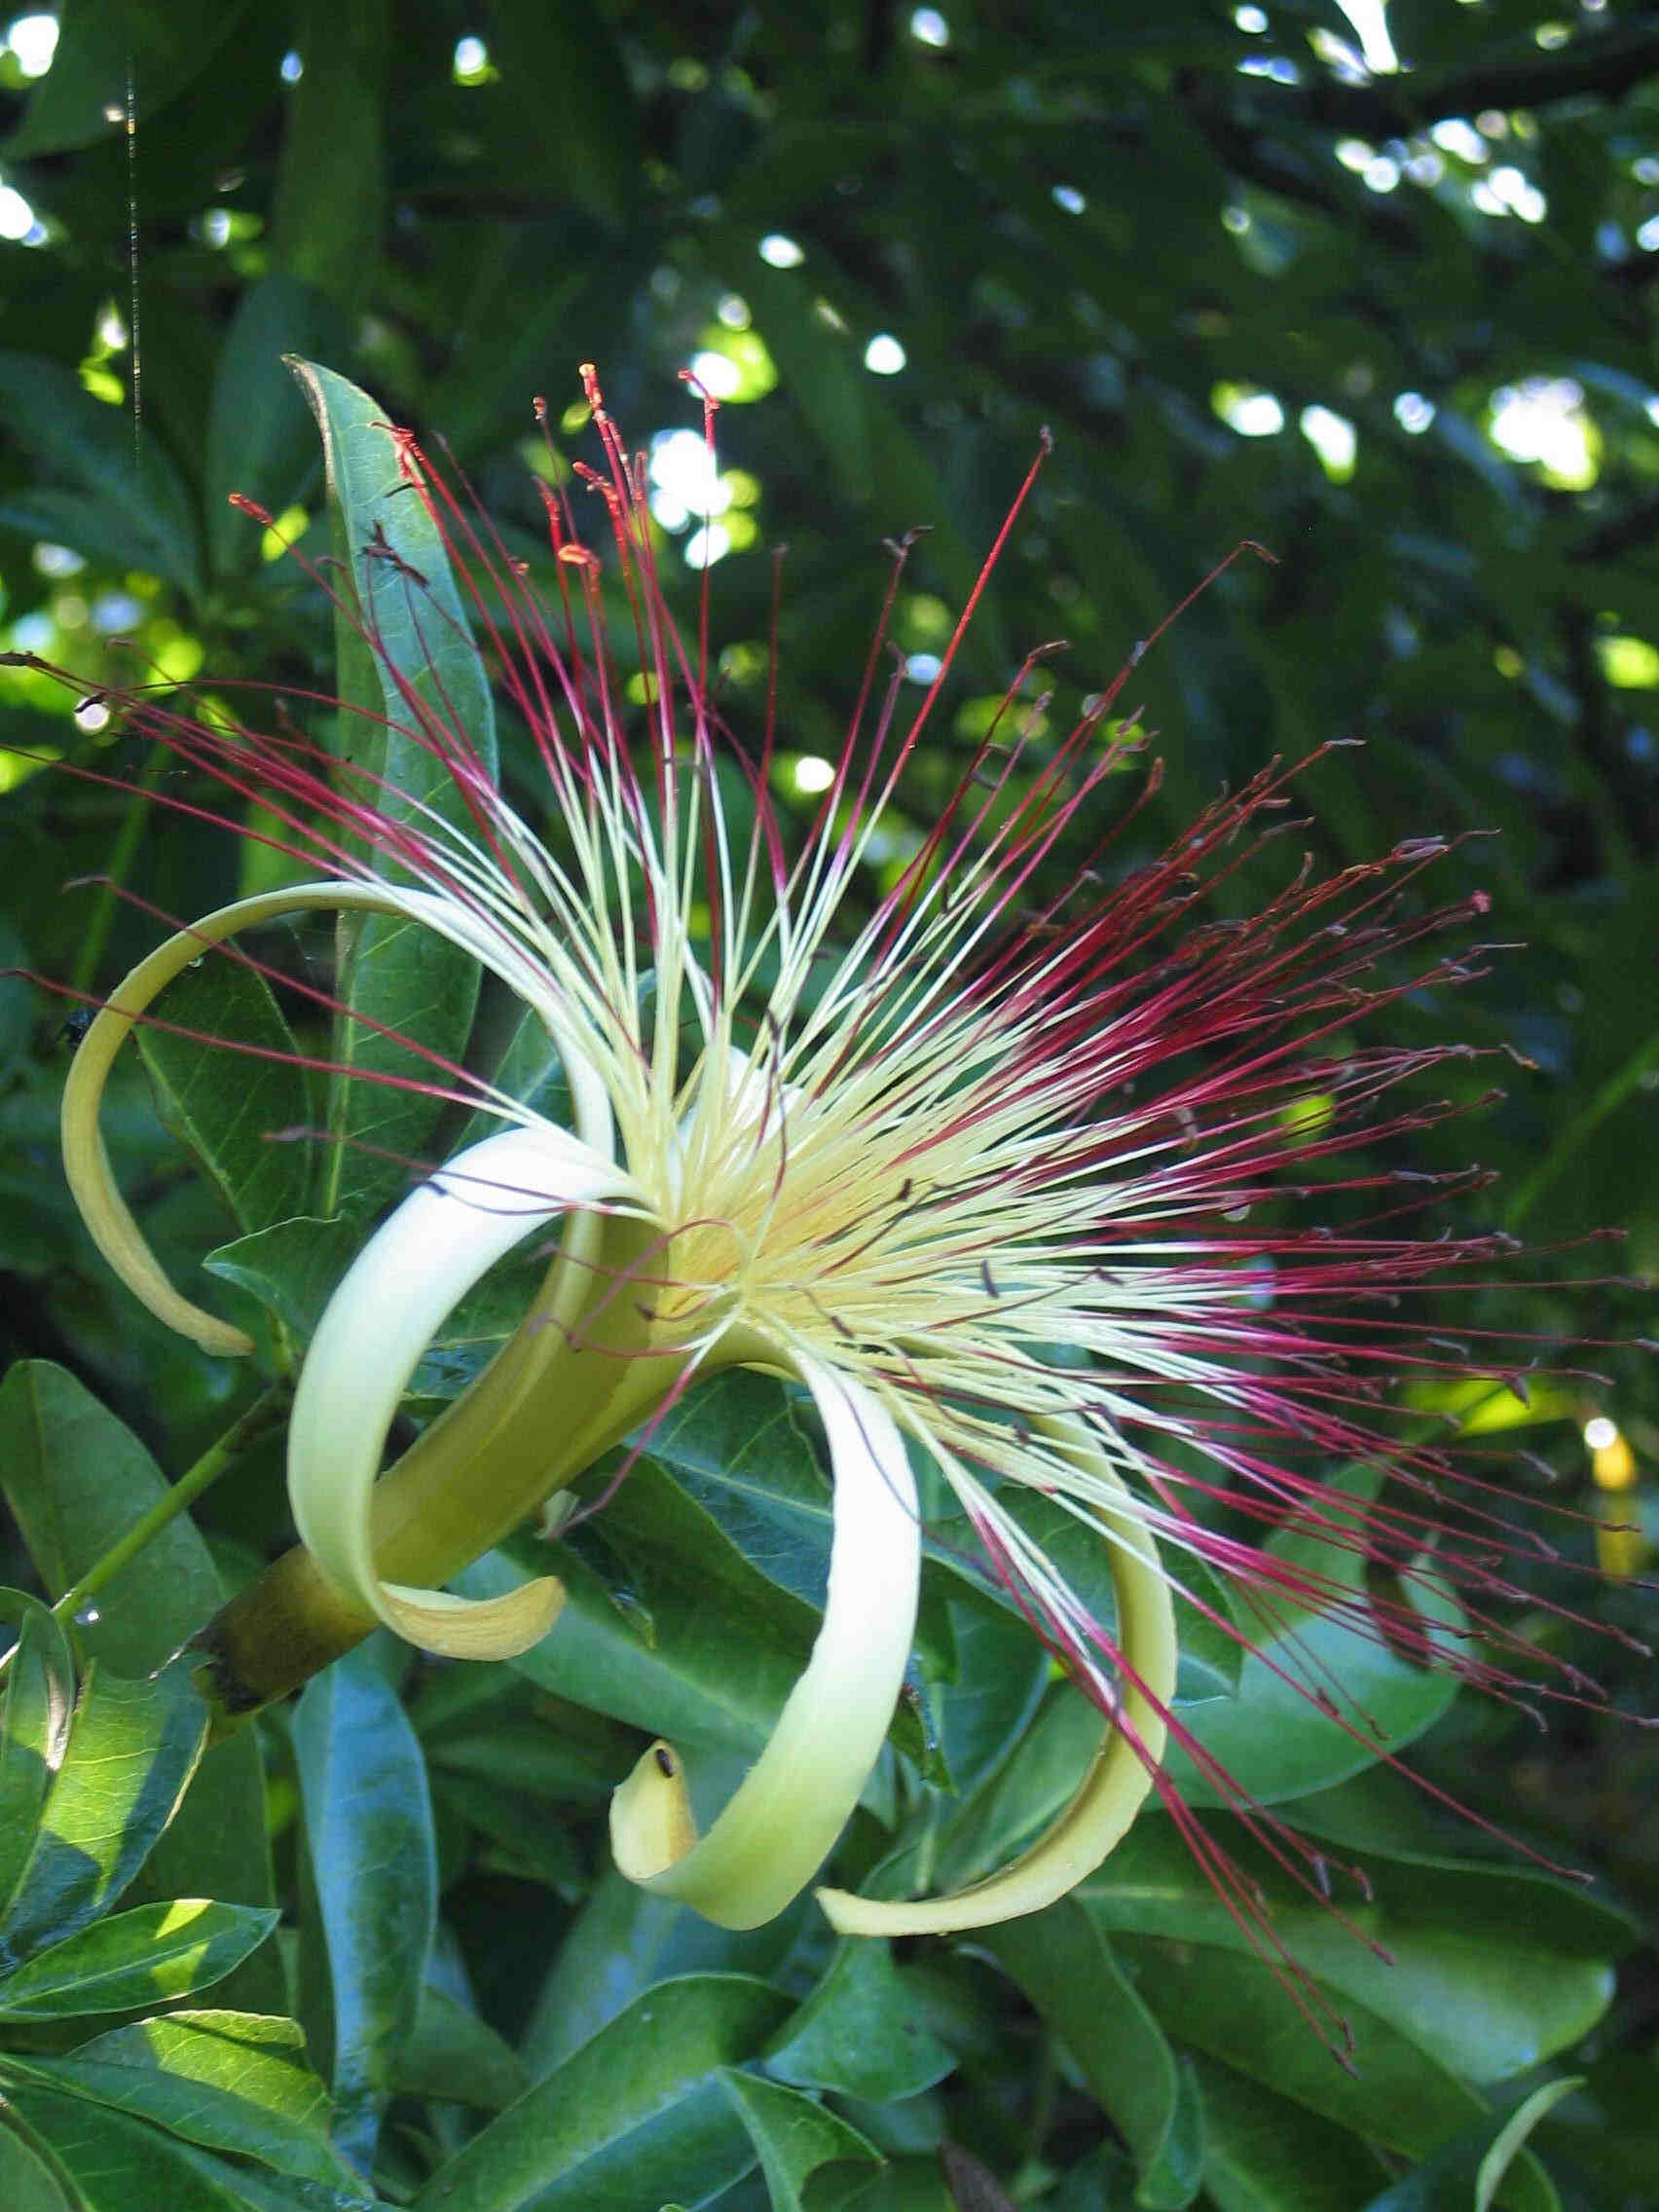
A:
[[40, 363, 1603, 1948]]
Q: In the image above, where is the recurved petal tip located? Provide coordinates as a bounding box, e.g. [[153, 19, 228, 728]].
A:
[[609, 1356, 921, 1931]]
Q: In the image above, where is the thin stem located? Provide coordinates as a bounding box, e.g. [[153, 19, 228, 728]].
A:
[[51, 1383, 287, 1626]]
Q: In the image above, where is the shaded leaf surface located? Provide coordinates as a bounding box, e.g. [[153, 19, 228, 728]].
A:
[[292, 1646, 436, 2171], [409, 1973, 792, 2212]]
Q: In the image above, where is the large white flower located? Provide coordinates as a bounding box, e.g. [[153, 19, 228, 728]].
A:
[[48, 364, 1559, 1940]]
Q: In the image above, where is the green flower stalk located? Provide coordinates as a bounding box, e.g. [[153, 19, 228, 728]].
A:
[[30, 362, 1599, 1942]]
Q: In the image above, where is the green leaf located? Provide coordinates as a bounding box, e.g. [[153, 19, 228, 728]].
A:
[[133, 954, 316, 1239], [721, 2071, 882, 2212], [407, 1973, 793, 2212], [204, 275, 350, 578], [1476, 2082, 1580, 2212], [1274, 1769, 1639, 1961], [7, 2009, 371, 2197], [0, 1593, 76, 1913], [0, 352, 202, 595], [1162, 1466, 1465, 1806], [412, 1662, 634, 1804], [979, 1904, 1203, 2210], [1083, 1817, 1617, 2085], [1352, 2079, 1579, 2212], [0, 2110, 77, 2212], [288, 357, 498, 1222], [3, 0, 252, 155], [0, 1361, 234, 1676], [1048, 2142, 1139, 2212], [1108, 1936, 1557, 2212], [0, 1364, 280, 2010], [804, 2159, 958, 2212], [1523, 2057, 1658, 2202], [430, 1770, 586, 1894], [0, 2105, 78, 2212], [0, 1659, 205, 1971], [483, 0, 643, 231], [203, 1215, 365, 1341], [269, 0, 387, 307], [0, 487, 192, 585], [0, 1899, 276, 2018], [763, 1940, 955, 2105], [292, 1644, 436, 2171], [925, 1680, 1091, 1889], [645, 1369, 843, 1617], [921, 1595, 1048, 1810], [396, 1983, 532, 2114], [0, 2083, 286, 2212], [968, 1489, 1240, 1706], [464, 1463, 831, 1758], [1193, 2056, 1388, 2212], [518, 1865, 806, 2081], [646, 1370, 956, 1693]]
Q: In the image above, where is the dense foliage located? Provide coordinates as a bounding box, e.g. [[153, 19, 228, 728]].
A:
[[0, 4, 1654, 2208]]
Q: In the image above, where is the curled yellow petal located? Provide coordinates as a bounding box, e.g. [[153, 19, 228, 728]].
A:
[[61, 886, 368, 1356], [60, 881, 614, 1357], [817, 1432, 1176, 1936], [609, 1355, 920, 1929], [288, 1123, 633, 1657], [610, 1741, 698, 1871]]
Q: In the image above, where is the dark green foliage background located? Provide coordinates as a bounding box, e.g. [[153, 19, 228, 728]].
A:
[[0, 3, 1655, 2207]]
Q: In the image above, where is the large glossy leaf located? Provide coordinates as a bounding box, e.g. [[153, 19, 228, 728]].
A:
[[133, 953, 316, 1239], [0, 353, 202, 594], [920, 1594, 1049, 1810], [289, 358, 497, 1223], [0, 2114, 76, 2212], [644, 1368, 844, 1614], [396, 1984, 532, 2114], [646, 1369, 957, 1693], [0, 1363, 280, 2008], [0, 1899, 276, 2018], [804, 2160, 959, 2212], [762, 1940, 956, 2105], [1109, 1936, 1557, 2212], [1353, 2080, 1580, 2212], [1162, 1464, 1465, 1806], [203, 1215, 365, 1341], [1083, 1816, 1617, 2085], [0, 1658, 204, 1970], [1273, 1768, 1639, 1961], [518, 1865, 806, 2081], [0, 1593, 76, 1912], [945, 1487, 1241, 1705], [7, 2009, 370, 2196], [292, 1645, 436, 2172], [465, 1464, 831, 1757], [722, 2071, 882, 2212], [980, 1903, 1204, 2210], [408, 1973, 793, 2212], [0, 2082, 307, 2212], [0, 1362, 221, 1678], [1191, 2057, 1388, 2212]]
